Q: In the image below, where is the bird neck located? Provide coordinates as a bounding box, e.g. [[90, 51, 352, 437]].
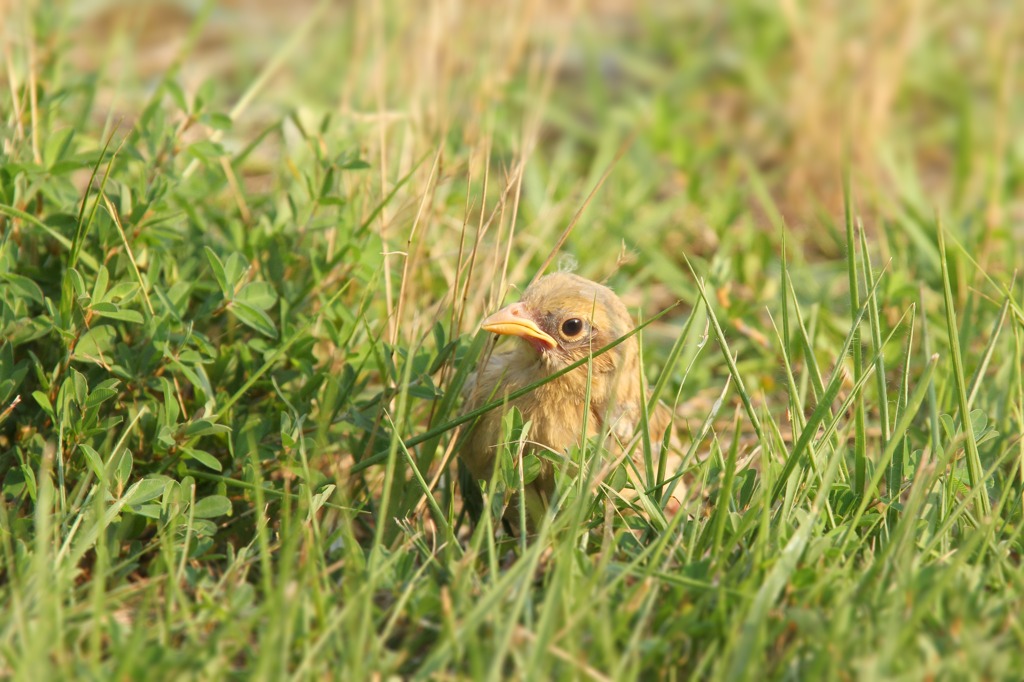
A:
[[517, 338, 641, 413]]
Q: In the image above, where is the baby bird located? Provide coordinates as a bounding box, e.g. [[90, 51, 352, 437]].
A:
[[459, 272, 675, 530]]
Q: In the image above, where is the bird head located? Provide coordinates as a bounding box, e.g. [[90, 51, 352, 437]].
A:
[[481, 272, 639, 377]]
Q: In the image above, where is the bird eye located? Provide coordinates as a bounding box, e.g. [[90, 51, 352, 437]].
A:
[[560, 318, 584, 338]]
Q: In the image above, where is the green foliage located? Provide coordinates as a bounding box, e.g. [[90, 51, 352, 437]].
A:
[[2, 1, 1023, 680]]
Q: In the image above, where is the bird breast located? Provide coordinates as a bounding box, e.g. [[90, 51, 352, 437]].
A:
[[462, 347, 609, 482]]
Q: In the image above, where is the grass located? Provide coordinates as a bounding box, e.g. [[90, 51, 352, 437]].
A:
[[2, 0, 1023, 679]]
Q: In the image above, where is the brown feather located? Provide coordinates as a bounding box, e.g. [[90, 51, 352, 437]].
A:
[[460, 273, 682, 530]]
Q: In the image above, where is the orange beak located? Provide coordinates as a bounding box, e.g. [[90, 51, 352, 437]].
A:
[[481, 303, 557, 351]]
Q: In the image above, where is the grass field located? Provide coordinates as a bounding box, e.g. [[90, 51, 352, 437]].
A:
[[2, 1, 1024, 679]]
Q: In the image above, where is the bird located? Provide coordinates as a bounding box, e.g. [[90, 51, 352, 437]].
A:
[[458, 272, 679, 532]]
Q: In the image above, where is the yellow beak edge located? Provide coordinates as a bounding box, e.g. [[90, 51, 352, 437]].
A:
[[481, 304, 557, 350]]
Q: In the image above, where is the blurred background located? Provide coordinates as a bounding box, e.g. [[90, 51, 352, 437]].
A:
[[58, 0, 1023, 235]]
